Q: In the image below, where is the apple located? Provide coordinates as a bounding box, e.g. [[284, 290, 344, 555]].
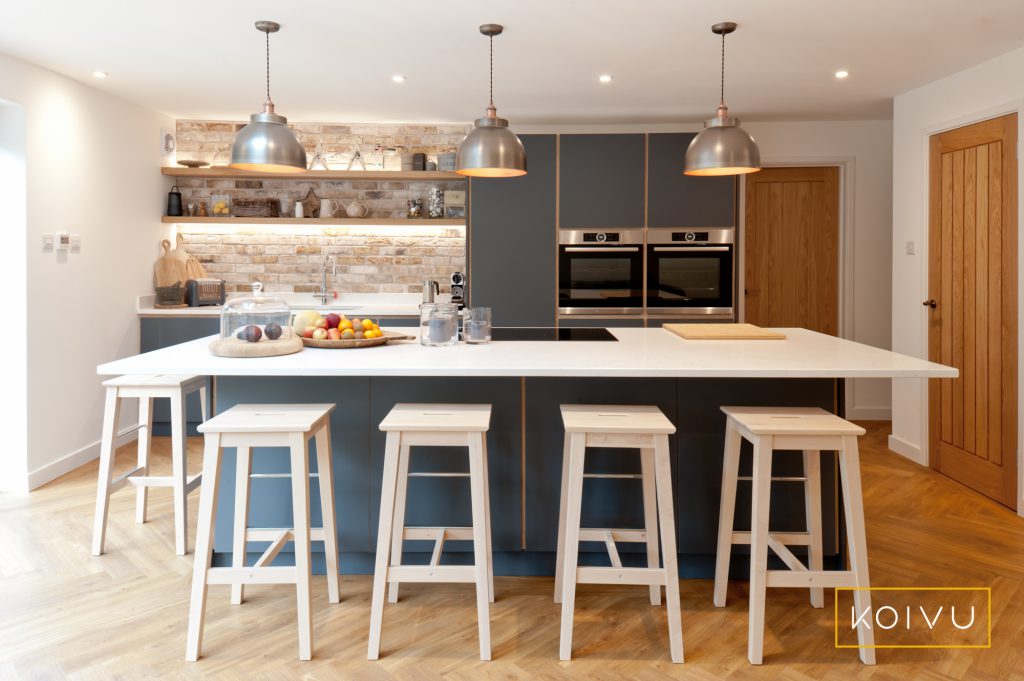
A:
[[313, 317, 328, 329], [301, 326, 317, 339], [327, 328, 342, 340], [324, 313, 341, 329], [312, 327, 329, 341]]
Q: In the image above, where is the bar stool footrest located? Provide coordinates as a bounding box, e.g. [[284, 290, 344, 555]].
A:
[[765, 569, 858, 588], [731, 530, 811, 546], [576, 566, 667, 586], [389, 565, 477, 583], [205, 566, 298, 585]]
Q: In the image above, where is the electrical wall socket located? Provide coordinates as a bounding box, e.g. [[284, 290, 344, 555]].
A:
[[70, 234, 81, 253], [41, 233, 54, 251], [55, 232, 71, 251]]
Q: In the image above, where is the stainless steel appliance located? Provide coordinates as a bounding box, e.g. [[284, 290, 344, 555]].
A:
[[646, 227, 735, 318], [558, 229, 644, 315], [490, 327, 617, 341], [450, 271, 466, 308]]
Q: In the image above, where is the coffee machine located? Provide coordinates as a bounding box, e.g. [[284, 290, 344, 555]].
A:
[[450, 271, 466, 309]]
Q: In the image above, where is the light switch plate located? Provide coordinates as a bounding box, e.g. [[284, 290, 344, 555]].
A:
[[41, 233, 54, 251], [70, 234, 81, 253], [55, 232, 71, 251], [905, 241, 916, 255]]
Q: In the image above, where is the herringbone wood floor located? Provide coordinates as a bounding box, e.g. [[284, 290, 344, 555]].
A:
[[1, 422, 1022, 680]]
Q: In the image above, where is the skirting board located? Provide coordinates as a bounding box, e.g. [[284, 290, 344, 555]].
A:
[[845, 406, 892, 420], [888, 433, 925, 466], [27, 425, 139, 491]]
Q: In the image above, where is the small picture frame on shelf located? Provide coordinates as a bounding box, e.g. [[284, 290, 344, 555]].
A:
[[444, 205, 466, 219]]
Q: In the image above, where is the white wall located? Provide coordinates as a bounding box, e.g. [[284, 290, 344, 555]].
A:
[[0, 99, 28, 492], [519, 119, 895, 419], [890, 45, 1024, 510], [0, 52, 173, 491]]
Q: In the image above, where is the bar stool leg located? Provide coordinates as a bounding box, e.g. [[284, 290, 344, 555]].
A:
[[198, 384, 208, 422], [368, 432, 402, 660], [170, 387, 189, 556], [802, 449, 824, 608], [185, 433, 223, 662], [558, 432, 586, 661], [713, 421, 742, 607], [553, 432, 571, 603], [289, 433, 314, 661], [135, 397, 152, 524], [230, 446, 252, 605], [481, 435, 495, 603], [654, 435, 684, 663], [387, 442, 410, 604], [747, 435, 774, 665], [468, 432, 492, 661], [315, 425, 341, 605], [91, 387, 121, 556], [640, 447, 662, 606], [839, 435, 876, 664]]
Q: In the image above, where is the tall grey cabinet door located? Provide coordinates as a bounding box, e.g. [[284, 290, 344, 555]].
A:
[[648, 132, 736, 227], [559, 134, 645, 229], [469, 134, 557, 327]]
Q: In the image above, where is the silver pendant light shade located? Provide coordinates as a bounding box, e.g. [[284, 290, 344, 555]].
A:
[[684, 22, 760, 177], [457, 24, 527, 178], [229, 21, 307, 173]]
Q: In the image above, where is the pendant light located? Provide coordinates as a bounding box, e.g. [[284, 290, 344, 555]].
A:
[[684, 22, 761, 176], [456, 24, 527, 178], [229, 21, 307, 173]]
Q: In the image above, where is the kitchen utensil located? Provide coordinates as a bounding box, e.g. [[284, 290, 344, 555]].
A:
[[166, 184, 183, 216], [420, 303, 459, 346], [154, 239, 188, 288], [211, 335, 303, 357], [176, 159, 210, 168], [320, 198, 340, 218], [421, 279, 439, 303], [663, 323, 786, 340], [155, 285, 187, 306], [172, 233, 189, 262], [343, 200, 369, 218], [464, 307, 491, 343], [300, 330, 414, 349]]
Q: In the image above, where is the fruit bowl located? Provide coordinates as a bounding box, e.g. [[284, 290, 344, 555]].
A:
[[300, 330, 414, 349]]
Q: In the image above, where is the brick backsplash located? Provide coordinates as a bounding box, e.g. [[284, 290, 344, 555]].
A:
[[172, 120, 471, 294]]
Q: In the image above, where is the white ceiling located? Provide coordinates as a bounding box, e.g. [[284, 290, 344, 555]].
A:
[[3, 0, 1024, 124]]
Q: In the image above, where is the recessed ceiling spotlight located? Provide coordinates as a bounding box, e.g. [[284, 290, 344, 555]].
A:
[[599, 74, 613, 84], [392, 74, 406, 83], [92, 71, 108, 79], [834, 70, 849, 79]]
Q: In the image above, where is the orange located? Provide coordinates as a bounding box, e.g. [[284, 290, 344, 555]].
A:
[[361, 319, 375, 331]]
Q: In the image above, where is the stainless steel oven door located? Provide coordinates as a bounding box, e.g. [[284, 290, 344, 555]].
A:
[[646, 228, 734, 317], [558, 230, 644, 315]]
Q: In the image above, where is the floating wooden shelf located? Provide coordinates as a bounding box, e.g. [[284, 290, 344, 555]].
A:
[[161, 167, 465, 181], [161, 216, 464, 226]]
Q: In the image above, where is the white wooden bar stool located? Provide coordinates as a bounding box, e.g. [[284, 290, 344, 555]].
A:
[[186, 403, 339, 662], [92, 374, 206, 556], [555, 404, 683, 663], [368, 403, 493, 661], [713, 406, 874, 665]]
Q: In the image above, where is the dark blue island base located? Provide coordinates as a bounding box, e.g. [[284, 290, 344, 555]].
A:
[[211, 376, 842, 578]]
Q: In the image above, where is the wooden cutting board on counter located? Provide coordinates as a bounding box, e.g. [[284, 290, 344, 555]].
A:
[[663, 323, 787, 340]]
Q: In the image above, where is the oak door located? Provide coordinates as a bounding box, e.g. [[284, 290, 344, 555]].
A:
[[928, 113, 1018, 508], [743, 166, 839, 335]]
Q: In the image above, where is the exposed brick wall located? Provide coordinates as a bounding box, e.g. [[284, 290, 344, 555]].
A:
[[172, 120, 470, 293]]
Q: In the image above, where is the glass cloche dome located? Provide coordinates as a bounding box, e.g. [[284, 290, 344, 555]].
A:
[[210, 282, 301, 357]]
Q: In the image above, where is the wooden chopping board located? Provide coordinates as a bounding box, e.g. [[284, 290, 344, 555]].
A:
[[663, 323, 787, 340], [154, 239, 187, 288], [172, 233, 210, 280]]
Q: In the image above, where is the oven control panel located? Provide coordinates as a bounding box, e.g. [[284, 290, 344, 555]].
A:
[[583, 232, 620, 243], [671, 231, 710, 242]]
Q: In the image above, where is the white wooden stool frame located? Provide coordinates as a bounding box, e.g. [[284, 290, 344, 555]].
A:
[[368, 404, 493, 661], [713, 406, 875, 665], [186, 404, 339, 662], [555, 405, 683, 664], [92, 374, 207, 557]]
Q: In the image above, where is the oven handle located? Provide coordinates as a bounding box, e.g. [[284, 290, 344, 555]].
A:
[[651, 246, 730, 252], [563, 246, 640, 252]]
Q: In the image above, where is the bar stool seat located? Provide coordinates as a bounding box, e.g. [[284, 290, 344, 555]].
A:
[[368, 403, 493, 661], [555, 404, 683, 663], [714, 406, 875, 665], [92, 374, 206, 556], [185, 404, 339, 662]]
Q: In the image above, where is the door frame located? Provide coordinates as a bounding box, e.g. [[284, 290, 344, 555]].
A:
[[737, 156, 860, 415], [919, 101, 1024, 516]]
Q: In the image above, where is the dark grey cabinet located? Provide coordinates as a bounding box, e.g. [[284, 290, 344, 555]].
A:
[[559, 134, 645, 229], [139, 316, 218, 434], [647, 133, 736, 228], [469, 134, 557, 327]]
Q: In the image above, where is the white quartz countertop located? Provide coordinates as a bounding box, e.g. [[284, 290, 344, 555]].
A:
[[137, 292, 422, 317], [98, 327, 956, 379]]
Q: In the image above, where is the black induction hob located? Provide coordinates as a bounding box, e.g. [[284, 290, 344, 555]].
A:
[[488, 327, 618, 341]]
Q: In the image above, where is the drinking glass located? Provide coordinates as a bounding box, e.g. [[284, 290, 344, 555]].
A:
[[464, 307, 492, 344], [420, 303, 459, 346]]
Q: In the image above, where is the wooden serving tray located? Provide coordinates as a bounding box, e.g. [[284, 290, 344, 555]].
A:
[[209, 335, 304, 357], [663, 323, 787, 340], [301, 330, 415, 349]]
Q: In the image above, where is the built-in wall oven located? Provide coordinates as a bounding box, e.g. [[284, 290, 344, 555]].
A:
[[646, 227, 735, 319], [558, 229, 644, 315]]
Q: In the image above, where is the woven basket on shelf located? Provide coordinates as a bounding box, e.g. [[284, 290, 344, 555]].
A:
[[232, 198, 280, 218]]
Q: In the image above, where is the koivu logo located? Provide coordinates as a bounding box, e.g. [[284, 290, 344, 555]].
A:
[[850, 605, 977, 631]]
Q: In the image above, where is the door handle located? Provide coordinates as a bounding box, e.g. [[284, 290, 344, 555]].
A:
[[923, 299, 937, 309]]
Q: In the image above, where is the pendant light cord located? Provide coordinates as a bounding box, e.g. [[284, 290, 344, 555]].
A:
[[489, 34, 494, 107], [719, 30, 726, 107], [265, 30, 272, 103]]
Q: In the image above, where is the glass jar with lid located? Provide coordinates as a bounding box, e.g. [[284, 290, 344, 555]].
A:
[[209, 282, 303, 357]]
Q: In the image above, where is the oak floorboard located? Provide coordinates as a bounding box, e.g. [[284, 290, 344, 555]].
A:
[[0, 423, 1022, 679]]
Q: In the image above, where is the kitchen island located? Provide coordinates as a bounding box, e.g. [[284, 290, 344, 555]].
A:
[[98, 327, 954, 577]]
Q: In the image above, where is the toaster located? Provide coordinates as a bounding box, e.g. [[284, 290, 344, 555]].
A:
[[186, 279, 226, 307]]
